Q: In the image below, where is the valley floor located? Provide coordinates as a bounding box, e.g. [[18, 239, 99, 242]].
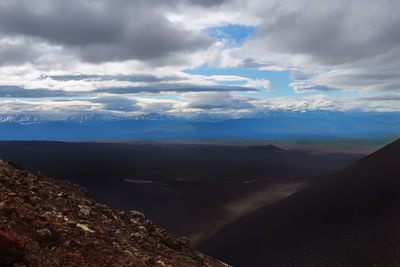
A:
[[0, 140, 373, 244]]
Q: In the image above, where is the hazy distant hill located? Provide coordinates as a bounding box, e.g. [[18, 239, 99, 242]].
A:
[[200, 139, 400, 266], [0, 111, 399, 141]]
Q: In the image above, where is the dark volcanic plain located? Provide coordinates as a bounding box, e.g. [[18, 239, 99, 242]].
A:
[[200, 139, 400, 266], [0, 141, 367, 247]]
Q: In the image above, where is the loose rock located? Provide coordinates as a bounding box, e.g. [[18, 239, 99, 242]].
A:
[[0, 159, 230, 266]]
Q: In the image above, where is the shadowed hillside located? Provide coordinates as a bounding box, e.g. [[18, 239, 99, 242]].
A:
[[200, 139, 400, 266], [0, 141, 363, 241], [0, 159, 229, 266]]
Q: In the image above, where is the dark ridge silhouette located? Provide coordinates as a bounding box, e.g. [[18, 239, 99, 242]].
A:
[[199, 139, 400, 266], [250, 145, 283, 152]]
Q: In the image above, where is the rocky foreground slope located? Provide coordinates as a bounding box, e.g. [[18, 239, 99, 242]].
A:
[[0, 159, 229, 267]]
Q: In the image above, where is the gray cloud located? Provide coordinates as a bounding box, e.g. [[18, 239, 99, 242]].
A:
[[46, 74, 183, 83], [232, 0, 400, 94], [0, 86, 71, 98], [185, 0, 228, 7], [290, 71, 315, 81], [0, 1, 121, 46], [360, 94, 400, 101], [0, 39, 43, 66], [0, 0, 212, 63], [1, 0, 400, 116], [239, 58, 276, 69], [90, 96, 142, 112], [141, 102, 175, 113], [253, 1, 400, 66], [94, 85, 258, 94], [0, 84, 257, 99], [295, 85, 340, 92], [186, 92, 255, 110], [310, 69, 400, 92]]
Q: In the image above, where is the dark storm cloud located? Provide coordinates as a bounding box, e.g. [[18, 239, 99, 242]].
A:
[[0, 0, 212, 63], [254, 0, 400, 66], [0, 1, 121, 46], [90, 96, 142, 112], [0, 40, 42, 66]]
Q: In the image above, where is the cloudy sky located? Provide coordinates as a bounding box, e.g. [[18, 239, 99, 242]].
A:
[[0, 0, 400, 118]]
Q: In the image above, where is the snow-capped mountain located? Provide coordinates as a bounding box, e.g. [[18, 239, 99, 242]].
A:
[[65, 113, 122, 122], [0, 114, 49, 124], [128, 113, 177, 121], [0, 113, 179, 125]]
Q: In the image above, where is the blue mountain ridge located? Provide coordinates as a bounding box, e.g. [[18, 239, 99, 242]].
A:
[[0, 111, 399, 141]]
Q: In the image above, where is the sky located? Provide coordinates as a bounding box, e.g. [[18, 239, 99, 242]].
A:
[[0, 0, 400, 118]]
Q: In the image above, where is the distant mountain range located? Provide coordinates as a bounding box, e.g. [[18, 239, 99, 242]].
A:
[[0, 111, 399, 141], [0, 113, 177, 124], [0, 114, 44, 124]]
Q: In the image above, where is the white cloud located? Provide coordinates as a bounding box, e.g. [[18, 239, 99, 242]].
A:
[[244, 79, 273, 91], [0, 0, 399, 117]]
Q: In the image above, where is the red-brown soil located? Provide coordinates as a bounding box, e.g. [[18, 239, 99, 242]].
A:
[[0, 159, 229, 267]]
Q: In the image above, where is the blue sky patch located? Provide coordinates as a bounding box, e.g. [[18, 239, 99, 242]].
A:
[[203, 24, 255, 44], [184, 65, 293, 97]]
